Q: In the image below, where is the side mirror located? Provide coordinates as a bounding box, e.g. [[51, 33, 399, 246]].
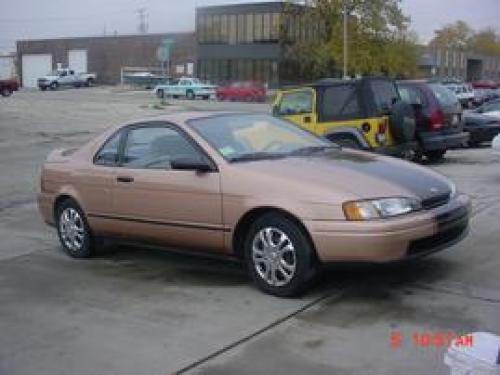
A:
[[170, 158, 213, 173]]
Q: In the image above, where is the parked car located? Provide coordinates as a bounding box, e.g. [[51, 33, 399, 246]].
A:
[[473, 99, 500, 119], [273, 76, 417, 159], [216, 81, 267, 102], [123, 72, 170, 89], [442, 82, 475, 108], [462, 110, 500, 147], [397, 81, 469, 161], [38, 68, 97, 91], [38, 112, 470, 297], [492, 134, 500, 155], [0, 79, 19, 97], [153, 77, 217, 100]]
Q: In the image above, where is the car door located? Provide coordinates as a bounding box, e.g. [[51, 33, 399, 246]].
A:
[[275, 88, 317, 132], [109, 122, 224, 252]]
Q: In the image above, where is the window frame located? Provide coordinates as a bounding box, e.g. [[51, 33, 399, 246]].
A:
[[92, 121, 218, 172]]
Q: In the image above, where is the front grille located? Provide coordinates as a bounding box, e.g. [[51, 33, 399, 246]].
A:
[[421, 193, 450, 210], [407, 222, 467, 256]]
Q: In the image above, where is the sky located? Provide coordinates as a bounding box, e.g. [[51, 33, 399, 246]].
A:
[[1, 0, 499, 53]]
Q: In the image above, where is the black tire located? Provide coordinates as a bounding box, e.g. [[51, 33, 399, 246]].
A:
[[156, 89, 165, 99], [1, 88, 12, 97], [186, 90, 195, 100], [39, 86, 47, 91], [425, 150, 446, 162], [244, 212, 317, 297], [327, 134, 362, 149], [389, 100, 416, 142], [49, 82, 58, 90], [86, 78, 94, 87], [55, 199, 94, 258]]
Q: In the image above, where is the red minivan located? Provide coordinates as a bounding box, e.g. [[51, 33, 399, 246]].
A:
[[397, 81, 469, 161]]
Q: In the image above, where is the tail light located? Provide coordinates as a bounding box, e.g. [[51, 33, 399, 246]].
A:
[[375, 120, 388, 144], [429, 109, 444, 130], [378, 120, 388, 134]]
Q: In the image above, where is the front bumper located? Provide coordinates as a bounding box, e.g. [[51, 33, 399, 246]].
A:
[[305, 194, 470, 263], [420, 131, 469, 151], [465, 124, 500, 143]]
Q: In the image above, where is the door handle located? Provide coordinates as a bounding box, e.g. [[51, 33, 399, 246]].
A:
[[116, 176, 134, 183]]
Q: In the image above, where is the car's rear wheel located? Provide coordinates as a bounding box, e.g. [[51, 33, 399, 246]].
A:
[[186, 90, 195, 100], [425, 150, 446, 162], [56, 199, 94, 258], [156, 89, 165, 99], [244, 213, 317, 297], [49, 82, 58, 90], [1, 87, 12, 97]]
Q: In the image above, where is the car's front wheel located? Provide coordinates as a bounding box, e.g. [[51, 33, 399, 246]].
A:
[[244, 213, 317, 297], [56, 199, 94, 258]]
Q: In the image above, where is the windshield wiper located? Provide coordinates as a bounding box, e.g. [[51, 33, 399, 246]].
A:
[[229, 152, 286, 163], [288, 145, 339, 156]]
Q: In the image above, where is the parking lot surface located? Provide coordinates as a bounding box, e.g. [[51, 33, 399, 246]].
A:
[[0, 88, 499, 375]]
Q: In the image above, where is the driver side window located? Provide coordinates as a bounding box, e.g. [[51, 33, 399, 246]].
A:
[[278, 90, 313, 115], [122, 126, 202, 169]]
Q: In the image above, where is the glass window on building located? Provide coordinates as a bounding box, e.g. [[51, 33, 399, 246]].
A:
[[229, 14, 237, 44], [254, 13, 263, 41], [206, 15, 214, 43], [271, 13, 281, 40], [245, 14, 254, 43], [198, 15, 206, 43], [220, 14, 228, 43], [263, 13, 271, 41], [295, 15, 301, 42], [212, 15, 221, 43], [237, 14, 246, 43]]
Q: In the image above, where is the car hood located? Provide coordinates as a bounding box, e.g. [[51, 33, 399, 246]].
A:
[[232, 149, 452, 203], [464, 111, 500, 125]]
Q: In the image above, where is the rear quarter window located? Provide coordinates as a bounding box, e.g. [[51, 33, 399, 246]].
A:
[[428, 83, 459, 107], [369, 80, 400, 114], [321, 84, 361, 121], [278, 90, 313, 115]]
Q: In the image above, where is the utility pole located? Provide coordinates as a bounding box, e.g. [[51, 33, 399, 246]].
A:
[[137, 8, 148, 34], [343, 1, 348, 79]]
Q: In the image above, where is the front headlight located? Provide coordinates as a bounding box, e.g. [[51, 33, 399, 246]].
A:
[[343, 197, 421, 220]]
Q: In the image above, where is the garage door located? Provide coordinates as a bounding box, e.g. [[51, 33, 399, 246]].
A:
[[68, 50, 88, 73], [22, 54, 52, 88]]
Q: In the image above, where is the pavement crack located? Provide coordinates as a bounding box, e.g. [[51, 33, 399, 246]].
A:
[[173, 288, 345, 374]]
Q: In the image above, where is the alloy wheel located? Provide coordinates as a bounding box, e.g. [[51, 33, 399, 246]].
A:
[[59, 207, 85, 253], [251, 227, 296, 287]]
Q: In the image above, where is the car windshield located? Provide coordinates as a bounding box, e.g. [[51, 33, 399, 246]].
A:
[[189, 114, 335, 162], [429, 83, 459, 107]]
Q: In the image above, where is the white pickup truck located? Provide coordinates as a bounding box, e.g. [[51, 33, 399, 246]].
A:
[[37, 68, 97, 91]]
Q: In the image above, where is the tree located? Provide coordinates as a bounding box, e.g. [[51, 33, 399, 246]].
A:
[[284, 0, 418, 79], [429, 20, 472, 48], [430, 22, 500, 56], [468, 28, 500, 55]]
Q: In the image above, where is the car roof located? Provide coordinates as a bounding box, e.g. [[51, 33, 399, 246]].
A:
[[110, 111, 263, 131]]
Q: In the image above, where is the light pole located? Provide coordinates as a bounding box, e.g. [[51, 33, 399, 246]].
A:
[[343, 1, 348, 79]]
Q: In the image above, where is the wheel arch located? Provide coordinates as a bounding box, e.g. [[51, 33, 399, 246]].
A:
[[231, 206, 318, 263], [323, 127, 369, 149]]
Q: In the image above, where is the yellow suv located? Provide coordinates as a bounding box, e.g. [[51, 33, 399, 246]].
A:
[[273, 77, 417, 157]]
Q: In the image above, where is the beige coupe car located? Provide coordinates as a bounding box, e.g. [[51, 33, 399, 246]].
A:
[[39, 112, 470, 296]]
